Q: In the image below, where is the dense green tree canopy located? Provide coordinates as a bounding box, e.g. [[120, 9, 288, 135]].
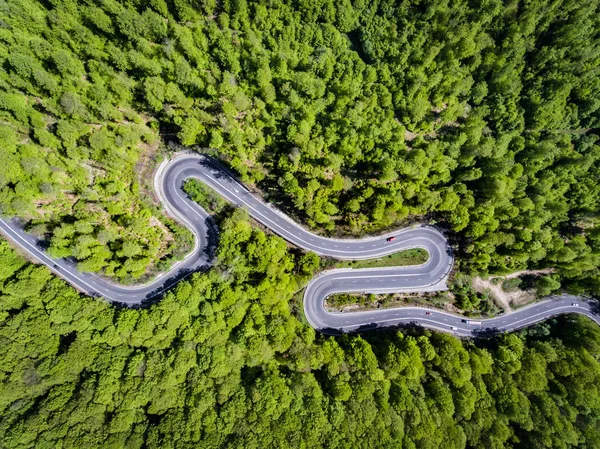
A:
[[1, 0, 600, 447], [1, 218, 600, 448], [0, 0, 597, 291]]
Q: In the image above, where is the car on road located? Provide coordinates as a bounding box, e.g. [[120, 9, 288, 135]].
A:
[[572, 303, 579, 306], [425, 311, 432, 315], [386, 236, 396, 242], [53, 264, 59, 269], [462, 319, 483, 325], [450, 326, 457, 330]]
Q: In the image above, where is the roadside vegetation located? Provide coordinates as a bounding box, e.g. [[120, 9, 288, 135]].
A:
[[332, 248, 428, 270], [327, 278, 503, 318], [184, 178, 228, 216], [326, 291, 453, 312]]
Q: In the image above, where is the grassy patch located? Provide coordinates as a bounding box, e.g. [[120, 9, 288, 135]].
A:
[[326, 291, 451, 312], [332, 248, 428, 269], [325, 289, 503, 318]]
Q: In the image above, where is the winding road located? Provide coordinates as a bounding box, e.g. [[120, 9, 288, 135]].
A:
[[0, 153, 598, 336]]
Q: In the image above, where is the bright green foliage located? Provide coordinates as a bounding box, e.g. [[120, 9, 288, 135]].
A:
[[0, 0, 194, 281], [0, 0, 599, 291], [1, 0, 600, 444], [1, 222, 600, 448], [184, 179, 227, 215]]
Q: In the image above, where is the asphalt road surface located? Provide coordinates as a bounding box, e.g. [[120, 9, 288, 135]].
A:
[[0, 153, 597, 336]]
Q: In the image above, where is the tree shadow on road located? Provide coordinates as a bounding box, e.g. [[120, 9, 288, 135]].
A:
[[472, 326, 501, 339], [203, 216, 219, 261], [318, 321, 504, 340], [136, 266, 209, 308], [319, 321, 428, 337], [588, 299, 600, 316]]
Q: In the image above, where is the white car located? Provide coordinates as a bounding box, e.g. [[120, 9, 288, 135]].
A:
[[450, 326, 457, 330], [572, 303, 579, 307]]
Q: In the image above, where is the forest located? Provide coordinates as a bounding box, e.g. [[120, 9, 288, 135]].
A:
[[1, 0, 600, 447], [0, 0, 597, 292], [1, 214, 600, 448]]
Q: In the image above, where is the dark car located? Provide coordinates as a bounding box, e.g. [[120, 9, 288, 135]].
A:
[[386, 236, 396, 242], [425, 311, 432, 316]]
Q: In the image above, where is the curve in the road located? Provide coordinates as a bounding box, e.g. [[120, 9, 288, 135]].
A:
[[0, 152, 597, 337]]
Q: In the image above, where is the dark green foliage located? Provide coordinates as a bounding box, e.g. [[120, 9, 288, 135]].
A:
[[536, 275, 562, 297], [450, 273, 490, 312], [1, 224, 600, 448]]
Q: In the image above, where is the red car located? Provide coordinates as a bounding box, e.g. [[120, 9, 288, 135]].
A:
[[386, 236, 396, 242], [425, 311, 432, 316]]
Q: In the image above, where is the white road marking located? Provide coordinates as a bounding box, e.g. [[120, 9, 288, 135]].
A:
[[4, 154, 592, 337]]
